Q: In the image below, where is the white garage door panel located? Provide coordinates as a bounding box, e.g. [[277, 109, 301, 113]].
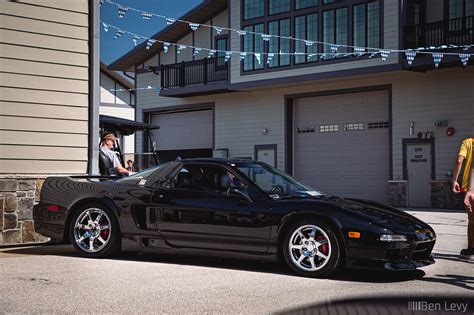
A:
[[294, 91, 389, 203], [151, 110, 213, 151]]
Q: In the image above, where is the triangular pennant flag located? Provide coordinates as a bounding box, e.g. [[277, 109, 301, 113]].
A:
[[239, 52, 247, 61], [142, 12, 152, 20], [266, 53, 275, 65], [368, 51, 379, 58], [100, 0, 105, 6], [193, 48, 201, 56], [304, 40, 315, 46], [166, 18, 176, 25], [102, 22, 109, 32], [432, 52, 443, 69], [255, 53, 261, 65], [132, 35, 140, 46], [177, 45, 186, 54], [330, 44, 339, 53], [163, 42, 170, 53], [261, 34, 271, 42], [224, 51, 232, 63], [463, 45, 473, 51], [405, 50, 417, 65], [146, 39, 156, 50], [147, 85, 152, 89], [380, 49, 390, 62], [236, 30, 247, 36], [118, 5, 128, 18], [308, 53, 316, 59], [189, 23, 199, 31], [354, 47, 365, 57], [114, 29, 124, 40], [449, 44, 459, 48], [459, 53, 470, 67], [214, 27, 223, 35], [208, 50, 216, 58]]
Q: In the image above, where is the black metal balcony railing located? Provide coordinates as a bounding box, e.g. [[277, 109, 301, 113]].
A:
[[405, 16, 473, 49], [160, 57, 228, 89]]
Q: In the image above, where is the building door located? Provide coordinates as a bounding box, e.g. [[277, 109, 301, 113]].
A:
[[406, 142, 432, 207], [150, 109, 213, 162], [293, 90, 390, 203], [255, 145, 277, 167]]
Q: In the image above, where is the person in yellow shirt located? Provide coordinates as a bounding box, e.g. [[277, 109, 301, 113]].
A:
[[452, 137, 473, 259]]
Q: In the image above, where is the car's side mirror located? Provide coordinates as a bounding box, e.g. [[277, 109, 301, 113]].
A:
[[227, 187, 253, 203]]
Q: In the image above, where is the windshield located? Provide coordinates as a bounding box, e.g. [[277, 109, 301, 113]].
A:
[[230, 162, 324, 198], [116, 162, 172, 184]]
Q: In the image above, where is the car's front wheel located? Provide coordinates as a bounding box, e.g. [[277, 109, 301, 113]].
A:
[[69, 203, 120, 258], [283, 219, 342, 278]]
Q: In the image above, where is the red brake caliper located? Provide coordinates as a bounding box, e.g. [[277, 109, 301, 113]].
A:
[[100, 218, 109, 239], [316, 234, 328, 255]]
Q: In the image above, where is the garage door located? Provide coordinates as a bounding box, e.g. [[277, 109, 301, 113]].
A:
[[150, 110, 213, 160], [294, 90, 389, 203]]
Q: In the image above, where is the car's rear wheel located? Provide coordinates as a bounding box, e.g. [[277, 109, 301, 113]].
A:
[[283, 219, 342, 278], [69, 203, 120, 258]]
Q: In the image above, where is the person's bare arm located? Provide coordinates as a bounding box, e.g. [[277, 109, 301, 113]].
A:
[[116, 165, 130, 176], [452, 155, 464, 193], [464, 166, 474, 212]]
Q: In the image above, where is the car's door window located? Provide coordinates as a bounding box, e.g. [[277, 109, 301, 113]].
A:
[[173, 164, 245, 194]]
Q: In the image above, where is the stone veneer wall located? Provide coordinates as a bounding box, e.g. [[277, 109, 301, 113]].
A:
[[431, 181, 464, 209], [0, 177, 49, 245], [388, 180, 408, 207]]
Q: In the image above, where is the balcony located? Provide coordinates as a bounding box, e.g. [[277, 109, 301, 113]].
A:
[[405, 16, 473, 49], [403, 16, 473, 70], [159, 57, 230, 97]]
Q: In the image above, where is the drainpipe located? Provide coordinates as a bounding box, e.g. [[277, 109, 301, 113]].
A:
[[88, 0, 100, 175]]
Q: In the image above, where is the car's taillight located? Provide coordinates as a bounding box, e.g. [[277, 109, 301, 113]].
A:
[[47, 205, 60, 212]]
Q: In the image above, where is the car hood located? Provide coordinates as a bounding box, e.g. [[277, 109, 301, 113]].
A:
[[329, 197, 432, 233]]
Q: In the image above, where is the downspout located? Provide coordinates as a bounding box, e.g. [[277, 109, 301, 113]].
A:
[[88, 0, 100, 175]]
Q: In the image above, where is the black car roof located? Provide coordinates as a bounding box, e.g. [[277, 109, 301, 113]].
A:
[[180, 158, 257, 164]]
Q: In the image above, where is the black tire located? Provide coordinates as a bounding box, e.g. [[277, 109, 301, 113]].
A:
[[282, 219, 342, 278], [69, 203, 121, 258]]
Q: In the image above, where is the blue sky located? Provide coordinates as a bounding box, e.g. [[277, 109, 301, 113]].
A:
[[100, 0, 202, 65]]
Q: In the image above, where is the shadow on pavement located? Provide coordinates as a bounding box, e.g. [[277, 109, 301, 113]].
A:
[[1, 244, 428, 283], [420, 274, 474, 291], [433, 252, 474, 264]]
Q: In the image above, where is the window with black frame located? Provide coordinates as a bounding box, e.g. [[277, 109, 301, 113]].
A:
[[296, 0, 318, 10], [448, 0, 473, 32], [322, 7, 348, 58], [215, 36, 228, 68], [243, 24, 265, 71], [269, 0, 290, 15], [268, 18, 291, 67], [295, 13, 318, 64], [353, 1, 380, 50], [243, 0, 265, 20]]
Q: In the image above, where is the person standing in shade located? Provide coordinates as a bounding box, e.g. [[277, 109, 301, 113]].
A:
[[126, 160, 135, 172], [452, 137, 474, 259], [100, 132, 130, 176]]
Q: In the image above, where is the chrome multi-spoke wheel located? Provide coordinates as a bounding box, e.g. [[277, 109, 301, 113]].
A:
[[283, 220, 341, 278], [70, 204, 120, 258], [74, 208, 111, 252], [288, 224, 331, 272]]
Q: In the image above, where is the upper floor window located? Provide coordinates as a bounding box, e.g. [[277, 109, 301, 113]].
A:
[[243, 24, 265, 71], [323, 7, 348, 58], [296, 0, 318, 10], [268, 19, 291, 67], [244, 0, 265, 20], [295, 13, 318, 64], [353, 1, 380, 49], [323, 0, 336, 4], [449, 0, 473, 19], [269, 0, 291, 15], [215, 36, 228, 67]]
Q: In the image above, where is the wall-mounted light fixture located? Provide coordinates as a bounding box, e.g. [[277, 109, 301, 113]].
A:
[[409, 122, 415, 136], [433, 120, 448, 127], [262, 128, 269, 135]]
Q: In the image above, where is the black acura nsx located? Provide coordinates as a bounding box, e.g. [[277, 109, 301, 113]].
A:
[[34, 159, 436, 278]]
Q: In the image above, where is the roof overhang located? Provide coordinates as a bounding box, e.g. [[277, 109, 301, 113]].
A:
[[100, 115, 159, 135], [108, 0, 228, 71], [100, 62, 134, 89]]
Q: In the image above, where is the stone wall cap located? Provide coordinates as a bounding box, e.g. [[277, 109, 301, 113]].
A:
[[388, 180, 407, 183], [0, 174, 85, 179]]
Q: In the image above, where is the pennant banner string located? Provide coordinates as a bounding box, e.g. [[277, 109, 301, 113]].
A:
[[103, 0, 473, 54]]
